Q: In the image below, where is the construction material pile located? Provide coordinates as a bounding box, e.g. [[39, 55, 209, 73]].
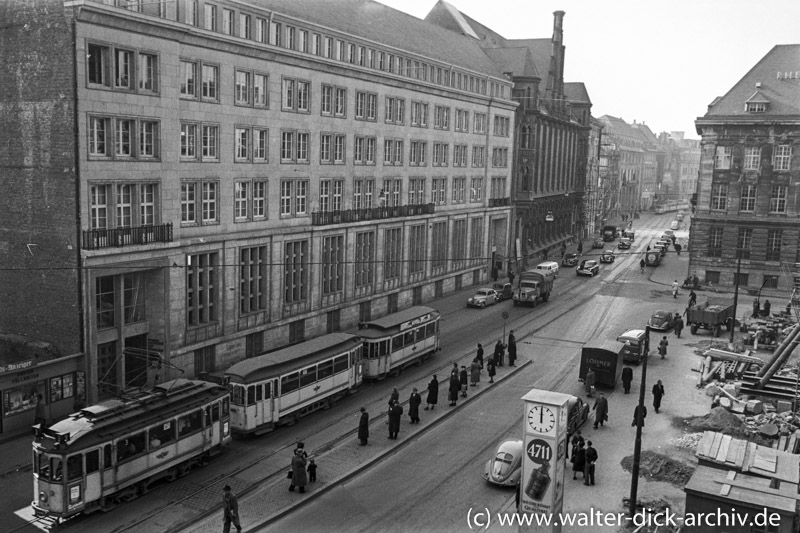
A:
[[668, 432, 704, 450]]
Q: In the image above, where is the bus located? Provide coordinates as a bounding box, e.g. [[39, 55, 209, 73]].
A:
[[359, 306, 441, 380], [32, 379, 231, 519], [225, 333, 362, 435]]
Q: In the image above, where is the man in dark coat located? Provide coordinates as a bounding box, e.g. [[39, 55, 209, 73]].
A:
[[494, 340, 505, 366], [448, 374, 460, 406], [584, 441, 598, 486], [388, 400, 403, 439], [424, 375, 438, 410], [289, 449, 308, 493], [459, 366, 469, 398], [753, 298, 760, 318], [486, 358, 496, 383], [222, 485, 242, 533], [621, 366, 633, 394], [408, 388, 421, 423], [593, 393, 608, 429], [389, 387, 399, 406], [674, 315, 684, 338], [358, 407, 369, 445], [763, 299, 771, 317], [476, 343, 484, 368], [450, 362, 459, 379], [507, 330, 517, 366], [689, 290, 697, 307], [632, 404, 647, 427], [571, 441, 586, 480], [652, 380, 665, 413]]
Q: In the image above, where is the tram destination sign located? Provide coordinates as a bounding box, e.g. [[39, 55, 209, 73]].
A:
[[400, 314, 431, 331]]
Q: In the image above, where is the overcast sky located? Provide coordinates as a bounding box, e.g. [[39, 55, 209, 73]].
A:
[[376, 0, 800, 139]]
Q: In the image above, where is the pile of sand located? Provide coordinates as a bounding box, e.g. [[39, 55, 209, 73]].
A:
[[685, 406, 745, 435], [620, 450, 695, 487]]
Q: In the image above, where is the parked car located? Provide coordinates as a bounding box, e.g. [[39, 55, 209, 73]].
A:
[[592, 239, 605, 249], [622, 229, 635, 241], [618, 238, 632, 250], [562, 253, 579, 267], [670, 220, 680, 230], [566, 396, 590, 435], [492, 282, 514, 302], [467, 288, 498, 308], [577, 259, 600, 276], [618, 329, 648, 363], [648, 310, 676, 331], [600, 250, 615, 263]]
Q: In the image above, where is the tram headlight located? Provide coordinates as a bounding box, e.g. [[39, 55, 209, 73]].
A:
[[39, 491, 48, 504]]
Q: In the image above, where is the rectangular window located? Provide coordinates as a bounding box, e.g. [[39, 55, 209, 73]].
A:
[[186, 252, 218, 326], [297, 132, 309, 163], [181, 122, 197, 158], [253, 180, 267, 219], [269, 21, 281, 46], [90, 185, 109, 230], [204, 4, 216, 31], [474, 113, 487, 134], [743, 146, 760, 170], [472, 146, 485, 167], [140, 183, 155, 225], [235, 127, 249, 161], [201, 124, 218, 160], [455, 109, 469, 132], [470, 217, 484, 260], [739, 184, 756, 212], [96, 276, 115, 328], [434, 106, 450, 130], [221, 8, 233, 35], [253, 128, 268, 162], [325, 37, 333, 58], [201, 64, 218, 101], [452, 177, 466, 204], [736, 228, 752, 260], [355, 231, 375, 287], [239, 14, 251, 39], [180, 60, 197, 98], [240, 246, 267, 314], [384, 227, 402, 280], [710, 183, 728, 210], [285, 26, 295, 50], [433, 143, 449, 167], [283, 78, 309, 112], [763, 275, 779, 290], [320, 133, 332, 163], [766, 230, 782, 261], [183, 0, 197, 26], [254, 73, 268, 107], [774, 145, 792, 171], [385, 96, 404, 124], [408, 178, 425, 205], [312, 33, 321, 55], [139, 121, 157, 158], [201, 182, 218, 223], [322, 236, 344, 295], [284, 240, 308, 303], [432, 178, 446, 205], [321, 85, 332, 115], [452, 219, 467, 267], [280, 180, 308, 217], [714, 146, 732, 169], [492, 148, 508, 168], [490, 177, 506, 199], [348, 43, 356, 63], [234, 181, 249, 221], [337, 40, 345, 61], [88, 116, 109, 156], [410, 141, 427, 166], [298, 30, 308, 52], [138, 53, 157, 92], [493, 116, 510, 136], [411, 101, 428, 127], [282, 78, 295, 109], [453, 144, 468, 167], [87, 43, 109, 86], [334, 134, 345, 164], [431, 221, 448, 270], [334, 87, 346, 117], [297, 81, 309, 112], [281, 131, 295, 162], [256, 18, 267, 43], [235, 70, 251, 105], [115, 119, 133, 157], [470, 178, 483, 202], [408, 224, 426, 274], [770, 185, 787, 213], [355, 92, 366, 120], [181, 182, 196, 223], [708, 226, 723, 258], [114, 49, 133, 90], [382, 179, 401, 207]]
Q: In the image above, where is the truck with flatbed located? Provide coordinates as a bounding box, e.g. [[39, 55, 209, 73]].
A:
[[602, 225, 617, 242], [512, 269, 555, 307]]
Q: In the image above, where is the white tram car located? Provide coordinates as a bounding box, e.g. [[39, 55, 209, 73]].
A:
[[32, 379, 231, 519], [225, 332, 363, 435], [359, 306, 441, 380]]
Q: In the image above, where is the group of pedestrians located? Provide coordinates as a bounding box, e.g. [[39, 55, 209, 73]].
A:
[[570, 433, 599, 486]]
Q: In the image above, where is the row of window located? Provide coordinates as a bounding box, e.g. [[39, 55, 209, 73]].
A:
[[714, 145, 793, 171], [709, 183, 788, 213], [87, 176, 508, 229], [707, 227, 784, 262]]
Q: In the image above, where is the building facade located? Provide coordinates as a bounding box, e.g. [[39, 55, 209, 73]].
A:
[[658, 132, 700, 202], [693, 44, 800, 293], [1, 0, 516, 412]]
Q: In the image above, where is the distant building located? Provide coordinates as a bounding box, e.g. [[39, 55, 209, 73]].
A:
[[658, 131, 700, 204], [693, 44, 800, 293]]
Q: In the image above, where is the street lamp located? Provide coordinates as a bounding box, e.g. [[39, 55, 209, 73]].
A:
[[629, 325, 650, 518]]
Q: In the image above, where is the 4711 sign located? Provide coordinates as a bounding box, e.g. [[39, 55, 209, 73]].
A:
[[523, 437, 553, 509]]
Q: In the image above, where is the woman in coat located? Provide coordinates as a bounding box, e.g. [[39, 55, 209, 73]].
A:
[[494, 340, 505, 366], [448, 374, 460, 406], [470, 358, 481, 386], [387, 400, 403, 439], [571, 441, 586, 480], [358, 407, 369, 445], [486, 358, 496, 383], [289, 449, 308, 493], [425, 375, 438, 410], [408, 388, 421, 423], [459, 366, 469, 397]]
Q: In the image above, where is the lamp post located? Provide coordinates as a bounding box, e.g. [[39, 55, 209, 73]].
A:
[[629, 325, 650, 518], [730, 252, 742, 343]]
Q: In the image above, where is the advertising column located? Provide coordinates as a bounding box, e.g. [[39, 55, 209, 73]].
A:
[[519, 389, 571, 533]]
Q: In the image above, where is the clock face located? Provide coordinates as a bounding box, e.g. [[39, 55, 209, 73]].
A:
[[527, 405, 556, 434]]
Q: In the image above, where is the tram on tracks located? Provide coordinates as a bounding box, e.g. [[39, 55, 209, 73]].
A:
[[359, 306, 441, 380], [32, 379, 231, 519], [225, 332, 363, 435]]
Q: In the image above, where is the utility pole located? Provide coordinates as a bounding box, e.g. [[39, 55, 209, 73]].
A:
[[629, 326, 650, 518], [730, 253, 742, 343]]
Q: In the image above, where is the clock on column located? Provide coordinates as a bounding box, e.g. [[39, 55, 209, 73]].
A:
[[527, 404, 556, 435]]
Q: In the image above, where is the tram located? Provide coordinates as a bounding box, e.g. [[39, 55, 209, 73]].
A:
[[359, 306, 441, 380], [225, 332, 363, 435], [32, 379, 231, 519]]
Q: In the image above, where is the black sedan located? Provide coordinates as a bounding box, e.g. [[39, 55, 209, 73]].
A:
[[647, 310, 676, 331], [600, 250, 615, 263], [576, 259, 600, 276], [592, 239, 605, 249], [618, 238, 632, 250], [562, 253, 579, 267]]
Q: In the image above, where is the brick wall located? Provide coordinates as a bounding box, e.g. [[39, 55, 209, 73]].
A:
[[0, 0, 81, 356]]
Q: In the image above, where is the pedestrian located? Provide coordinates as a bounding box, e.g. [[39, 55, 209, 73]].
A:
[[632, 404, 647, 427], [507, 330, 517, 367], [672, 280, 679, 298], [577, 240, 583, 255], [289, 448, 308, 493], [639, 258, 645, 273], [470, 358, 481, 386], [652, 380, 665, 413], [358, 407, 369, 445], [448, 373, 460, 406], [222, 485, 242, 533], [753, 298, 760, 318], [763, 299, 771, 317], [674, 243, 682, 256], [307, 459, 317, 482], [593, 392, 608, 429], [459, 366, 468, 398], [424, 375, 439, 410], [674, 315, 684, 338], [584, 441, 598, 486], [621, 365, 634, 393], [584, 368, 596, 397], [670, 234, 676, 245], [494, 339, 505, 367], [408, 388, 421, 423], [689, 290, 697, 307], [450, 362, 459, 379], [388, 400, 403, 439], [571, 441, 586, 480], [569, 430, 584, 460], [389, 387, 399, 406], [492, 267, 498, 282], [658, 336, 668, 359], [486, 357, 496, 383], [476, 343, 484, 368], [294, 441, 308, 459], [508, 269, 515, 286]]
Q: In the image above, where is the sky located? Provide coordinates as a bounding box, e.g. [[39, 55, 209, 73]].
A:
[[376, 0, 800, 139]]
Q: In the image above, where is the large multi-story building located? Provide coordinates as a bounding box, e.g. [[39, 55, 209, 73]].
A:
[[0, 0, 518, 432], [693, 44, 800, 293], [598, 115, 645, 217], [583, 118, 605, 238], [658, 132, 700, 202]]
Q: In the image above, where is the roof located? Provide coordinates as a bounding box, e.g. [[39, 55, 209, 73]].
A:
[[482, 47, 540, 78], [564, 82, 591, 105], [685, 465, 799, 513], [699, 44, 800, 120], [695, 431, 800, 484], [253, 0, 506, 77], [362, 306, 439, 330], [582, 339, 622, 355], [598, 115, 642, 140]]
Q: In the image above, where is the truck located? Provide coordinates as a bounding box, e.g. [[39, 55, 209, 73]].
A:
[[602, 225, 617, 242], [512, 269, 555, 307], [579, 340, 624, 388], [644, 250, 661, 266], [686, 299, 735, 337]]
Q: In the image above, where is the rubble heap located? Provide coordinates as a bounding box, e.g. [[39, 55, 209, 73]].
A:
[[686, 406, 746, 435]]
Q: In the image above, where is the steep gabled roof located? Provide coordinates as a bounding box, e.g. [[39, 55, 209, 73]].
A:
[[482, 47, 540, 78], [505, 38, 553, 77], [599, 115, 642, 142], [701, 44, 800, 119], [632, 122, 659, 145], [564, 82, 591, 105]]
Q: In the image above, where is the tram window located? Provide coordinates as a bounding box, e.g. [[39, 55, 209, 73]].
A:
[[67, 454, 83, 481], [404, 330, 415, 345], [51, 457, 63, 481], [281, 373, 299, 394], [118, 432, 146, 461], [85, 449, 100, 474], [300, 367, 316, 387], [318, 360, 333, 379], [264, 382, 271, 399], [36, 452, 50, 480], [379, 340, 389, 356], [222, 397, 229, 416], [333, 354, 348, 373], [149, 421, 175, 449], [392, 335, 403, 352], [231, 385, 245, 406], [178, 410, 202, 436], [416, 326, 426, 342], [426, 322, 436, 337], [255, 384, 263, 401], [104, 444, 112, 469], [211, 402, 220, 422], [247, 385, 256, 405]]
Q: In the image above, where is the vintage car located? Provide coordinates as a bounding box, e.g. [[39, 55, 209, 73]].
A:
[[484, 396, 588, 486], [618, 238, 632, 250], [577, 259, 600, 276], [648, 310, 676, 331], [492, 282, 514, 302], [592, 239, 605, 249], [622, 229, 635, 241], [467, 288, 498, 308], [600, 250, 616, 263], [562, 253, 579, 267]]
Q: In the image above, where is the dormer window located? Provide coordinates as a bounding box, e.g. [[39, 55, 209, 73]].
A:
[[746, 102, 767, 113]]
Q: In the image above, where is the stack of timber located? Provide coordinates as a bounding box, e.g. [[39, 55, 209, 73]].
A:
[[696, 348, 763, 384], [695, 431, 800, 484]]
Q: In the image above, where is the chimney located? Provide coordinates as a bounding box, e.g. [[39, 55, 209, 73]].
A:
[[547, 11, 566, 104]]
